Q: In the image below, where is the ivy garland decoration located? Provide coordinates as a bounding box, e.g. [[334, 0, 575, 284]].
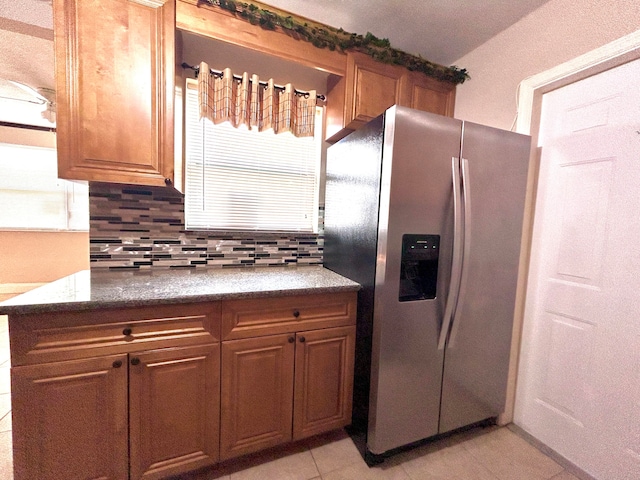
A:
[[198, 0, 470, 85]]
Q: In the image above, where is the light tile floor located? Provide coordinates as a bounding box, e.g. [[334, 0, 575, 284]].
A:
[[177, 426, 581, 480], [0, 314, 580, 480]]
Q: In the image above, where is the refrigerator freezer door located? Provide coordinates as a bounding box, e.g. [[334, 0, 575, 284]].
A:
[[367, 106, 462, 454], [438, 121, 531, 433], [324, 116, 385, 430]]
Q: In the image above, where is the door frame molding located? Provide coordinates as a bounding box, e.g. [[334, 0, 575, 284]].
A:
[[500, 29, 640, 424], [516, 29, 640, 135]]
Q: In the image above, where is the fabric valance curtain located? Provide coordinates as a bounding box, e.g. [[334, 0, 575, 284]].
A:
[[197, 62, 317, 138]]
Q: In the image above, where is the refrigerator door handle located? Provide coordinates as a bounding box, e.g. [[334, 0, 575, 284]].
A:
[[447, 158, 471, 348], [438, 157, 464, 350]]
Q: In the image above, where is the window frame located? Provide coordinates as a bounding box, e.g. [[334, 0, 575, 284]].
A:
[[182, 78, 323, 234], [0, 134, 89, 233]]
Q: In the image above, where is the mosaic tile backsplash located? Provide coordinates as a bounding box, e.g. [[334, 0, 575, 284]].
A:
[[89, 183, 323, 270]]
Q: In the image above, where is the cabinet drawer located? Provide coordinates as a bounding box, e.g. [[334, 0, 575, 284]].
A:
[[10, 303, 221, 366], [221, 292, 356, 340]]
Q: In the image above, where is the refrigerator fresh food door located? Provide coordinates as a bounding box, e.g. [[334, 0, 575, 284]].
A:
[[438, 121, 531, 434], [367, 106, 462, 454]]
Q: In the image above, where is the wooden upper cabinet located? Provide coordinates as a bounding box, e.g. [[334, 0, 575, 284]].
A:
[[326, 51, 403, 142], [346, 51, 404, 127], [402, 70, 456, 117], [326, 51, 457, 143], [53, 0, 175, 186]]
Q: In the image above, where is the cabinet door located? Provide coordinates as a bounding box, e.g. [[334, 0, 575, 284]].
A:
[[129, 344, 220, 480], [220, 334, 295, 460], [326, 51, 404, 142], [11, 354, 128, 480], [346, 51, 404, 127], [293, 325, 356, 440], [53, 0, 175, 186], [402, 70, 456, 117]]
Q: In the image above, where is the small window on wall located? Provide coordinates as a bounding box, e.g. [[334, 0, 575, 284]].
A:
[[0, 143, 89, 231], [183, 79, 322, 233]]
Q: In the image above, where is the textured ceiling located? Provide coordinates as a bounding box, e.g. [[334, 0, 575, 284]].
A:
[[259, 0, 553, 66], [0, 0, 54, 108]]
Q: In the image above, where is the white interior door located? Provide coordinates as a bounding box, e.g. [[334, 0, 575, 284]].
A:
[[515, 58, 640, 480]]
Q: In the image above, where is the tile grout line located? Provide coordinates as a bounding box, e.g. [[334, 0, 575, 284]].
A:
[[0, 410, 10, 434], [457, 434, 508, 480], [306, 443, 323, 480], [507, 424, 598, 480]]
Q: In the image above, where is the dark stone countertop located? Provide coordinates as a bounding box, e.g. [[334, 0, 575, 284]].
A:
[[0, 266, 360, 315]]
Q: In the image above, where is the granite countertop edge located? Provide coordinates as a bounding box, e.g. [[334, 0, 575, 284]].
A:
[[0, 266, 361, 316]]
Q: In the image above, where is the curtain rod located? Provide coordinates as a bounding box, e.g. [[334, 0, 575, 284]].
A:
[[0, 120, 56, 132], [181, 63, 325, 101]]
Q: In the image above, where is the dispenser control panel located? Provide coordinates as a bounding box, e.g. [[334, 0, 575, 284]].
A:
[[399, 234, 440, 302]]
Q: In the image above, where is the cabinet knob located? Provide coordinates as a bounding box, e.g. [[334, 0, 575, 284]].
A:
[[122, 328, 132, 336], [112, 360, 123, 369], [299, 336, 306, 343], [165, 178, 172, 186], [130, 357, 141, 366], [292, 309, 300, 318], [288, 336, 295, 343]]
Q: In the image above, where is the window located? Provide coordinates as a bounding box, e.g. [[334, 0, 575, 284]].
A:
[[183, 79, 322, 233], [0, 142, 89, 231]]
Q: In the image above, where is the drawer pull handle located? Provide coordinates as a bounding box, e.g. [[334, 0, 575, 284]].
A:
[[299, 336, 306, 343], [292, 310, 300, 318], [288, 336, 295, 343], [112, 360, 123, 369], [131, 357, 141, 366], [122, 328, 133, 336]]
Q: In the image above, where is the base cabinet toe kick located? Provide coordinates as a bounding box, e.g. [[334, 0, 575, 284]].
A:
[[7, 291, 357, 480]]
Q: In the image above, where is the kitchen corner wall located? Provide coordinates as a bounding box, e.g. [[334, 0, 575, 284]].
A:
[[89, 183, 323, 270], [0, 230, 89, 301], [452, 0, 640, 130]]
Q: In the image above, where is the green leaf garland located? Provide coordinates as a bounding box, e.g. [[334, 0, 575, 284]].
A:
[[198, 0, 469, 84]]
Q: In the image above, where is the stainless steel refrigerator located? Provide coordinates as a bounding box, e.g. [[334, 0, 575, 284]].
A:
[[323, 105, 531, 460]]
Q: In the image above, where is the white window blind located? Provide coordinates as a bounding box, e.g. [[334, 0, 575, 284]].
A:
[[0, 143, 89, 231], [184, 80, 321, 232]]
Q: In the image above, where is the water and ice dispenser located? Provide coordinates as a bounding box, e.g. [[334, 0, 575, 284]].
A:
[[399, 234, 440, 302]]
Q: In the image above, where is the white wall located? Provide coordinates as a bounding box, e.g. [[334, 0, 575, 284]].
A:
[[453, 0, 640, 130]]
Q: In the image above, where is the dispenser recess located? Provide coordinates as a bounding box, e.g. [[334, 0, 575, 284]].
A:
[[399, 234, 440, 302]]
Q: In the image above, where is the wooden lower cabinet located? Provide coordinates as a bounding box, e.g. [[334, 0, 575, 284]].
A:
[[293, 326, 355, 440], [220, 325, 356, 461], [220, 334, 295, 460], [9, 301, 222, 480], [12, 345, 220, 480], [8, 292, 357, 478], [11, 354, 129, 480], [130, 344, 220, 479]]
